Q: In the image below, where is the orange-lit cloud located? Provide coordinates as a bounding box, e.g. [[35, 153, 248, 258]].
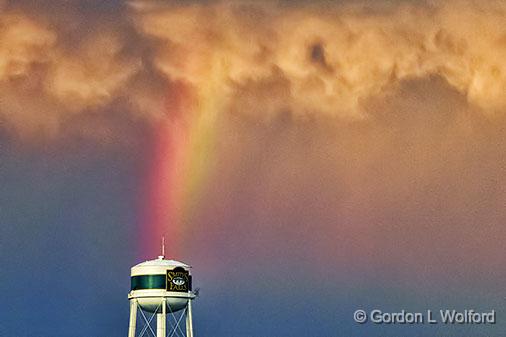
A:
[[0, 0, 505, 138], [133, 0, 506, 119]]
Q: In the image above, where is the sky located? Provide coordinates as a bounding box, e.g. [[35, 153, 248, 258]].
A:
[[1, 0, 506, 336]]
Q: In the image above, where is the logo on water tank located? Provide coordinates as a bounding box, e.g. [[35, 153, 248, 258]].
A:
[[166, 268, 190, 292], [172, 276, 186, 286]]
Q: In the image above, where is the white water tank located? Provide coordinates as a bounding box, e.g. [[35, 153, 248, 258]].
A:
[[128, 256, 195, 313]]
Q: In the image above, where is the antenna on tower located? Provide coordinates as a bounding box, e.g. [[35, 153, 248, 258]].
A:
[[161, 236, 165, 259]]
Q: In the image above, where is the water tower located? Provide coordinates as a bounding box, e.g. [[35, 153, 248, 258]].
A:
[[128, 245, 196, 337]]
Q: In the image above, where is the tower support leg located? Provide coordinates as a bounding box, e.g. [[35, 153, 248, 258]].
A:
[[186, 299, 194, 337], [128, 300, 138, 337], [157, 299, 166, 337]]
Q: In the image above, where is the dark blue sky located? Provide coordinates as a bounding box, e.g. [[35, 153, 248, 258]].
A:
[[2, 107, 505, 337]]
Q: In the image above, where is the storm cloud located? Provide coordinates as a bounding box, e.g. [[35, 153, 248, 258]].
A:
[[0, 0, 504, 138]]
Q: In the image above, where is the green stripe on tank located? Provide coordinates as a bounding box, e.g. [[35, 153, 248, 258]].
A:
[[131, 275, 166, 290]]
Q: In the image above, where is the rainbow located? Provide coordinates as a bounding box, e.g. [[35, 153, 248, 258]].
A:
[[140, 55, 227, 258]]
